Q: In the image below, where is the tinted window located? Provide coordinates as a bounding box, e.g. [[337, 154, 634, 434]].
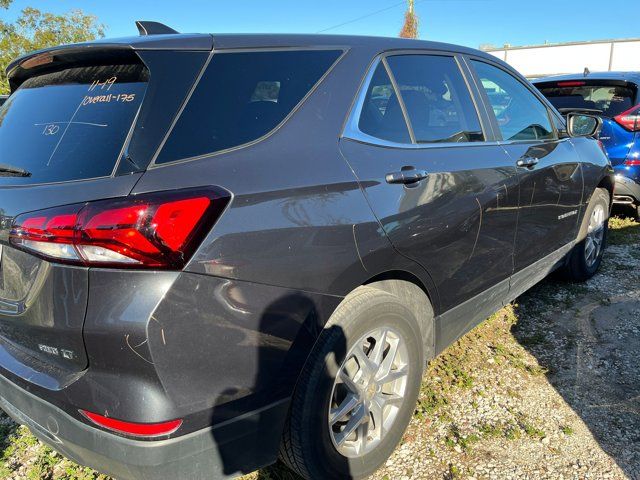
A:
[[358, 62, 411, 143], [537, 82, 636, 117], [472, 61, 555, 142], [0, 63, 147, 184], [156, 50, 342, 164], [386, 55, 484, 143]]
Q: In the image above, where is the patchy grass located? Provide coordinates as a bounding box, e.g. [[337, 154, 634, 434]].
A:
[[608, 215, 640, 245], [521, 422, 546, 440], [444, 424, 481, 452], [561, 425, 575, 436]]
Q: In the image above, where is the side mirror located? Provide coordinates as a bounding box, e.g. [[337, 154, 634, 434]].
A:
[[566, 113, 602, 138]]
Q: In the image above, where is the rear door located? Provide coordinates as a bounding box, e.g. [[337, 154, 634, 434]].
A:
[[467, 59, 583, 274], [0, 48, 207, 381], [340, 52, 519, 314]]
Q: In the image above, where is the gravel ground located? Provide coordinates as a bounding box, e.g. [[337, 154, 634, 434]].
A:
[[0, 216, 638, 480]]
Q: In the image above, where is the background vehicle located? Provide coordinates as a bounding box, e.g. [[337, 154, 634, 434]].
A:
[[0, 95, 7, 107], [0, 22, 612, 480], [534, 73, 640, 217]]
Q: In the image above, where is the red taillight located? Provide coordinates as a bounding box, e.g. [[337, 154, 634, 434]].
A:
[[80, 410, 182, 437], [624, 158, 640, 166], [9, 187, 230, 269], [614, 104, 640, 132], [556, 81, 586, 87]]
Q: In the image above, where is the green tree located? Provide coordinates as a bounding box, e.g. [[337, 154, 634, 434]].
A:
[[399, 0, 419, 39], [0, 1, 105, 94]]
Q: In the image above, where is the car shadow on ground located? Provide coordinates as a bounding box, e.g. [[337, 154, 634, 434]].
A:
[[212, 292, 348, 480], [512, 220, 640, 479]]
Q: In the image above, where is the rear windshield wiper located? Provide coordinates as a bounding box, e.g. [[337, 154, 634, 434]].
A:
[[0, 163, 31, 177]]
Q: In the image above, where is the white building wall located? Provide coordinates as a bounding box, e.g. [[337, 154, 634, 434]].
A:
[[487, 40, 640, 78], [611, 41, 640, 70]]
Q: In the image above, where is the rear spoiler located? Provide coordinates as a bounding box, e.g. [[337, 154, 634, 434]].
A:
[[534, 79, 637, 89], [6, 21, 212, 92]]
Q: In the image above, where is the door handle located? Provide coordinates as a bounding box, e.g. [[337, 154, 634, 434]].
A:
[[385, 168, 429, 185], [516, 156, 539, 168]]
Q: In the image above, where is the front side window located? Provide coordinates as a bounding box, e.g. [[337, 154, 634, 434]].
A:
[[155, 49, 342, 164], [472, 60, 555, 142], [386, 55, 484, 143]]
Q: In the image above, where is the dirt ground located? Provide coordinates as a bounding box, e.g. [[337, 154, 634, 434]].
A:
[[0, 216, 638, 480]]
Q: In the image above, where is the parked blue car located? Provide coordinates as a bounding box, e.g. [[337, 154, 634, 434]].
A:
[[534, 73, 640, 217]]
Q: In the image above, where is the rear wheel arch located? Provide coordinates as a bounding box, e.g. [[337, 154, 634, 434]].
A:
[[281, 283, 425, 478], [290, 273, 435, 409], [363, 273, 435, 361]]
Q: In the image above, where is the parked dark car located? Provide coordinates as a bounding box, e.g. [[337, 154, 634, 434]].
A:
[[0, 22, 613, 480], [534, 72, 640, 217], [0, 95, 8, 107]]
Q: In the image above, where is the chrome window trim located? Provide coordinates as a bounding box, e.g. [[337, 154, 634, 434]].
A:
[[342, 52, 491, 150]]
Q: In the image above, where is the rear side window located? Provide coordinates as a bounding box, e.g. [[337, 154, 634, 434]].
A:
[[0, 63, 148, 184], [536, 82, 636, 117], [358, 62, 411, 143], [472, 60, 555, 142], [155, 50, 342, 164], [386, 55, 484, 143]]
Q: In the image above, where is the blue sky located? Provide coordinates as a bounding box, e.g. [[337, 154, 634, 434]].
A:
[[2, 0, 637, 49]]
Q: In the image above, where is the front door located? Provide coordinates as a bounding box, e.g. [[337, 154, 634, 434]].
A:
[[468, 59, 583, 273], [340, 53, 519, 314]]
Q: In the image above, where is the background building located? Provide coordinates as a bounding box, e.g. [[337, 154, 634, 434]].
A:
[[484, 38, 640, 78]]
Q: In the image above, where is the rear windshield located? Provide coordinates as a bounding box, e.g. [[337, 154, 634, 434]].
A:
[[0, 63, 148, 184], [155, 49, 342, 164], [537, 82, 636, 117]]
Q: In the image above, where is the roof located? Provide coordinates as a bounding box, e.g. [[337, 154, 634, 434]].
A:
[[6, 32, 492, 76], [203, 33, 483, 54], [5, 30, 504, 95], [532, 71, 640, 84]]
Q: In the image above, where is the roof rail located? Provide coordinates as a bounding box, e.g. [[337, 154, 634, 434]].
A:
[[135, 21, 179, 36]]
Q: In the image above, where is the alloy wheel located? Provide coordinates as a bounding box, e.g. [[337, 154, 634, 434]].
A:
[[328, 327, 410, 458]]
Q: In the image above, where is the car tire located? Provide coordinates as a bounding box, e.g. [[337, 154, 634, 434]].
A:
[[279, 286, 426, 480], [559, 188, 609, 282]]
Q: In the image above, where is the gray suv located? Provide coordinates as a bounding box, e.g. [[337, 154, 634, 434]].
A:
[[0, 21, 612, 480]]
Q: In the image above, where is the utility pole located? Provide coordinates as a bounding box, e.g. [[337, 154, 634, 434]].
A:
[[399, 0, 419, 39]]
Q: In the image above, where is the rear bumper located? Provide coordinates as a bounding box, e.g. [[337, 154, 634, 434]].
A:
[[0, 372, 289, 480], [613, 174, 640, 204]]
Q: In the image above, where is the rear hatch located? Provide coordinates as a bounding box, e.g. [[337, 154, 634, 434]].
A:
[[0, 41, 210, 385], [535, 79, 638, 164]]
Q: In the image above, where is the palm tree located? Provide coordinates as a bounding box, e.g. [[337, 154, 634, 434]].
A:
[[399, 0, 418, 39]]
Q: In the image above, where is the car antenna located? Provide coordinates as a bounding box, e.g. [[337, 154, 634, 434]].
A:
[[135, 21, 179, 36], [583, 67, 590, 77]]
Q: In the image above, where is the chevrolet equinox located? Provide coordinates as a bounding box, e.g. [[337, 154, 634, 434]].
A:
[[0, 21, 613, 480]]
